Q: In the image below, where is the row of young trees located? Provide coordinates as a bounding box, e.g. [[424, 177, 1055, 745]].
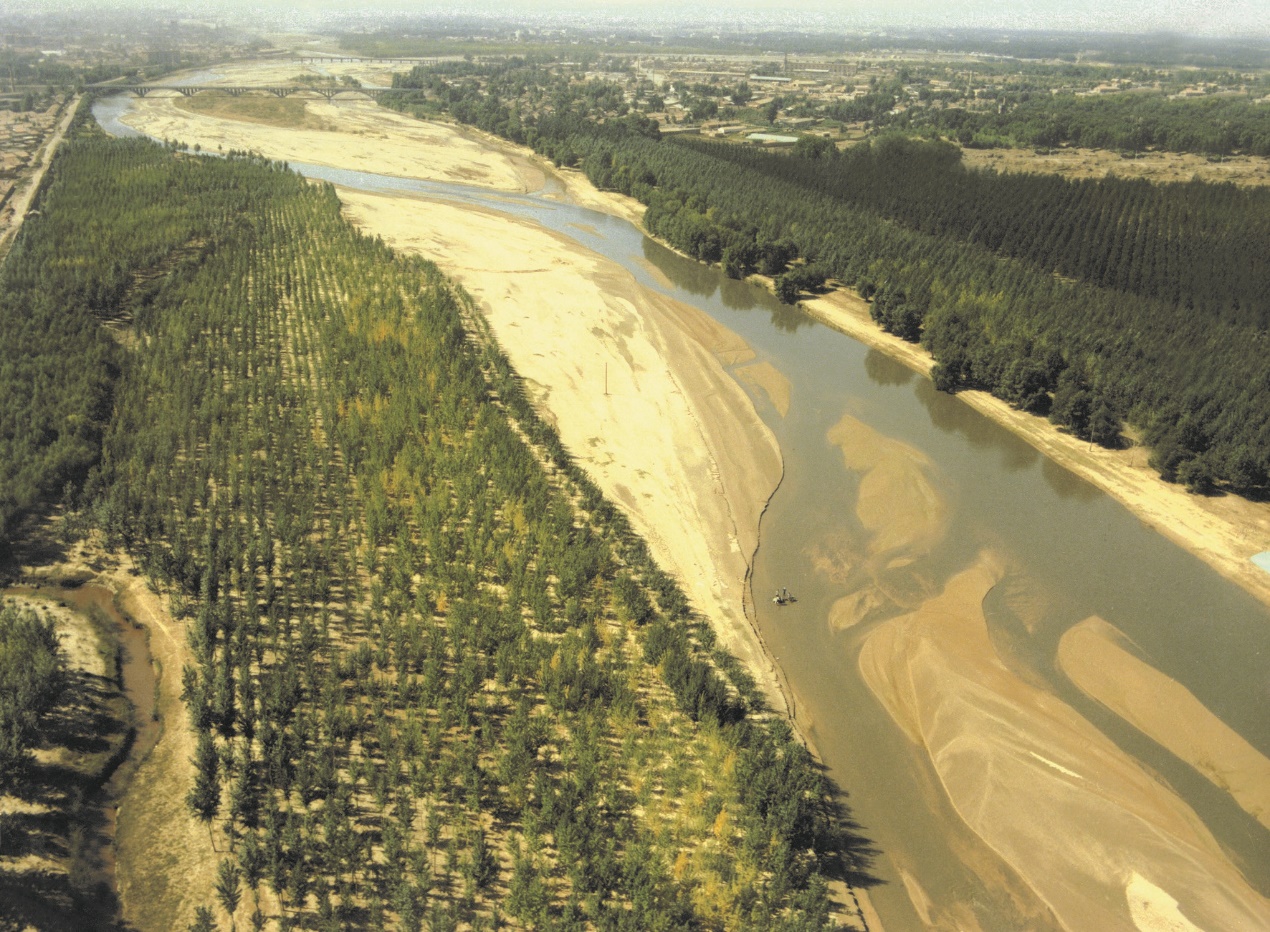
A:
[[22, 111, 862, 929], [387, 62, 1266, 496]]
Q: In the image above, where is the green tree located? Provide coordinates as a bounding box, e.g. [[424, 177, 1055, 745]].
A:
[[188, 906, 217, 932], [188, 731, 221, 842], [216, 858, 242, 929]]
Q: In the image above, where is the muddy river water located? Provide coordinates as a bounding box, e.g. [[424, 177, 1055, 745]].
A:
[[95, 94, 1269, 930]]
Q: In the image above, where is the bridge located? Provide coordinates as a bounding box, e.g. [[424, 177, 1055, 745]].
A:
[[291, 56, 440, 65], [88, 84, 398, 101]]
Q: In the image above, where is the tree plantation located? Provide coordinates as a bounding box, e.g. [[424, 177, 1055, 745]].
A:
[[383, 59, 1269, 497], [3, 113, 860, 929]]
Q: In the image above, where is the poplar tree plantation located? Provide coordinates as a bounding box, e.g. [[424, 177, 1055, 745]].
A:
[[1, 104, 866, 929]]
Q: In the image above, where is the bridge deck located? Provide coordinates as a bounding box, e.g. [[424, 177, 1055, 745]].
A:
[[88, 84, 397, 100]]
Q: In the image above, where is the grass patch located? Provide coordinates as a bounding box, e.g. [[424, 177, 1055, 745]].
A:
[[175, 95, 335, 132]]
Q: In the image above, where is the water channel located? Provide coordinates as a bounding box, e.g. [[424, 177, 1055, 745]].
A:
[[4, 583, 159, 910], [94, 94, 1270, 929]]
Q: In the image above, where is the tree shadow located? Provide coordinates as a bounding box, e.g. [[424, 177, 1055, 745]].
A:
[[863, 349, 915, 388], [812, 759, 885, 892], [1, 651, 134, 932], [0, 869, 132, 932]]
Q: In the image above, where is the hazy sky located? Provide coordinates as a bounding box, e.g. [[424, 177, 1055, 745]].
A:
[[6, 1, 1268, 37]]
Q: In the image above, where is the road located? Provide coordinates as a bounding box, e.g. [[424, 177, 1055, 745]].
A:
[[0, 94, 78, 262]]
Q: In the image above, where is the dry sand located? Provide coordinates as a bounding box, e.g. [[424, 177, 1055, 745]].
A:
[[107, 568, 220, 932], [803, 289, 1270, 613], [1059, 616, 1270, 830], [125, 95, 542, 191], [859, 552, 1270, 932], [336, 189, 788, 717]]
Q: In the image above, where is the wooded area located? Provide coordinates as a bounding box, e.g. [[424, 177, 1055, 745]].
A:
[[900, 92, 1270, 158], [3, 115, 861, 928]]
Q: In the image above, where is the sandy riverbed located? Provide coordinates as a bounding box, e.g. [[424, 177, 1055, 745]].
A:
[[821, 414, 950, 632], [1059, 616, 1270, 830], [859, 553, 1270, 932]]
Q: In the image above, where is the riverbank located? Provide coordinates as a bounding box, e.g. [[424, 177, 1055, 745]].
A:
[[433, 109, 1270, 619], [336, 187, 789, 720]]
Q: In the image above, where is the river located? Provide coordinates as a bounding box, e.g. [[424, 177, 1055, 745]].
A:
[[94, 92, 1270, 930]]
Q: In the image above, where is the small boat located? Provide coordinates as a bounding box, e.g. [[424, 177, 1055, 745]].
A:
[[772, 587, 796, 605]]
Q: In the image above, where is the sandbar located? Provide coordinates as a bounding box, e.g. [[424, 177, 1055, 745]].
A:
[[1059, 616, 1270, 829], [735, 361, 791, 417], [859, 552, 1270, 931], [122, 95, 539, 192]]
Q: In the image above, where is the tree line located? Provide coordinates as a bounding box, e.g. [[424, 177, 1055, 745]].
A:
[[382, 61, 1267, 497], [899, 91, 1270, 158], [0, 603, 65, 789]]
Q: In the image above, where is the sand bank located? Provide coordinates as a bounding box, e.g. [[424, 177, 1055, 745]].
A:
[[1059, 616, 1270, 830], [735, 361, 790, 417], [859, 553, 1270, 932], [821, 414, 949, 631], [123, 95, 541, 192], [336, 188, 788, 718], [103, 566, 230, 931], [803, 289, 1270, 613]]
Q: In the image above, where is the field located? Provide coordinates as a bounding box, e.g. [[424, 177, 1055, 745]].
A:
[[962, 145, 1270, 187], [175, 95, 338, 132]]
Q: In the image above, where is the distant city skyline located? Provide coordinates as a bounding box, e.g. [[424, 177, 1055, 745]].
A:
[[2, 0, 1267, 38]]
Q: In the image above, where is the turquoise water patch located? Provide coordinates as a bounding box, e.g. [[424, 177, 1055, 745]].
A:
[[1252, 552, 1270, 575]]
